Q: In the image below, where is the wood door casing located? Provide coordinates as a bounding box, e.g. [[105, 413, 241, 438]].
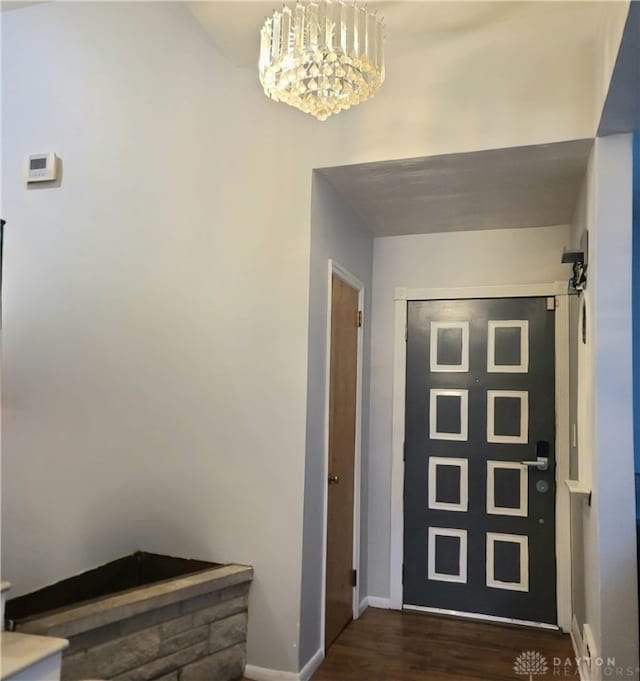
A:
[[325, 274, 359, 650]]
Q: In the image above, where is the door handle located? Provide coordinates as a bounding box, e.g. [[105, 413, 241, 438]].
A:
[[520, 456, 549, 471], [521, 441, 550, 470], [328, 474, 340, 485]]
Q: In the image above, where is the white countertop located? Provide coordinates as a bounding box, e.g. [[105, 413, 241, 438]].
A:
[[0, 631, 68, 680]]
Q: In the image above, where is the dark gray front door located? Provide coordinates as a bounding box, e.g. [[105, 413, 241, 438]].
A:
[[403, 297, 557, 625]]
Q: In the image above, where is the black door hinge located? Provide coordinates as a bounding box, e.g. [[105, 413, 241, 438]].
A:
[[351, 569, 357, 587], [402, 564, 405, 585], [357, 310, 363, 327]]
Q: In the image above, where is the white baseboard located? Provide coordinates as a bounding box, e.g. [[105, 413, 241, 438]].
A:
[[299, 648, 324, 681], [570, 616, 586, 681], [358, 596, 369, 616], [367, 596, 391, 609], [245, 665, 299, 681], [245, 648, 324, 681], [569, 621, 601, 681], [581, 624, 601, 681]]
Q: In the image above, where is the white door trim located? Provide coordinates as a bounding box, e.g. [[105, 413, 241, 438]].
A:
[[554, 293, 571, 632], [389, 281, 572, 632], [320, 259, 365, 653]]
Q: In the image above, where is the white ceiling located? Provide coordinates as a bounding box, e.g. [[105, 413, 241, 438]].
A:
[[318, 139, 593, 236], [186, 3, 606, 236], [187, 1, 607, 68]]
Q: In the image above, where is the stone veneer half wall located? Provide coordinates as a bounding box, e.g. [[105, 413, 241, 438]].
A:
[[15, 564, 253, 681]]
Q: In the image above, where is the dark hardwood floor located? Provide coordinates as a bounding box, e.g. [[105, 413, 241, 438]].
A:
[[310, 608, 576, 681]]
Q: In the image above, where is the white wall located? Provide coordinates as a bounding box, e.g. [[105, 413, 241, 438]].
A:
[[300, 173, 373, 666], [1, 3, 314, 673], [0, 1, 626, 675], [323, 1, 607, 165], [569, 150, 598, 653], [367, 225, 572, 598], [594, 1, 631, 121], [571, 135, 638, 674]]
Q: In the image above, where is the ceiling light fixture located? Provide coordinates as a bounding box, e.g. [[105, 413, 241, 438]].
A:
[[259, 1, 385, 121]]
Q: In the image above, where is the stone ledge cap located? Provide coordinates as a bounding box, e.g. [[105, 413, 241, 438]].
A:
[[18, 564, 253, 640]]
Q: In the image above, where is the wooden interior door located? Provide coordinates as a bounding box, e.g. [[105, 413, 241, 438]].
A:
[[325, 274, 359, 649]]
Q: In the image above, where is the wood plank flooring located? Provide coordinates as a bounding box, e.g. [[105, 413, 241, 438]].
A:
[[310, 608, 577, 681]]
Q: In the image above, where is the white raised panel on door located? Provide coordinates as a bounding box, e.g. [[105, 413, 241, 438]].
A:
[[430, 321, 469, 373], [427, 527, 468, 584], [486, 532, 529, 592], [428, 457, 468, 512], [487, 461, 528, 517], [486, 390, 529, 444], [487, 320, 529, 373], [429, 389, 469, 441]]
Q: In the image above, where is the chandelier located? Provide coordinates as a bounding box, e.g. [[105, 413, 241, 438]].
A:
[[259, 1, 385, 121]]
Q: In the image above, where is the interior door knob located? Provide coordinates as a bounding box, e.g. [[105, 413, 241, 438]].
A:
[[328, 474, 340, 485]]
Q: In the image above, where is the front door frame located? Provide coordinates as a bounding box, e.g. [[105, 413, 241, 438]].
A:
[[389, 282, 572, 632], [321, 259, 365, 652]]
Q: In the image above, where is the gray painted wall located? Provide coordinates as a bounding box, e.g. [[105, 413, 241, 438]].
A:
[[300, 173, 373, 666]]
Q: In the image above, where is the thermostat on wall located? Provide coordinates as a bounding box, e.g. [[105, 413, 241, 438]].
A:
[[25, 153, 58, 183]]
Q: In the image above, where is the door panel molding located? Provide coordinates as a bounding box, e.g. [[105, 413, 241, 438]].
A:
[[486, 532, 530, 593], [427, 527, 468, 584], [486, 390, 529, 444], [389, 282, 572, 632], [321, 260, 365, 653], [429, 389, 469, 441], [430, 321, 470, 372], [487, 319, 529, 373], [428, 457, 469, 512], [486, 461, 528, 517]]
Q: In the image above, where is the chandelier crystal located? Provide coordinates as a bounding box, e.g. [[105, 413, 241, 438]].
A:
[[259, 1, 385, 121]]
